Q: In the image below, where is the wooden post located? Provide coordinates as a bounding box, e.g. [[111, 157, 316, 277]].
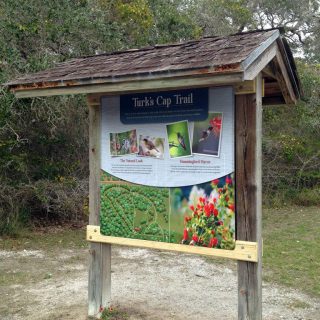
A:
[[236, 74, 263, 320], [88, 95, 111, 317]]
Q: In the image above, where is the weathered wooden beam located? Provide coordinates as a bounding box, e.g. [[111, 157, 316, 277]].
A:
[[87, 97, 111, 318], [262, 79, 287, 105], [236, 73, 263, 319], [235, 81, 256, 95], [13, 73, 243, 98], [87, 225, 259, 262], [273, 53, 297, 105], [243, 42, 278, 81], [262, 65, 277, 79]]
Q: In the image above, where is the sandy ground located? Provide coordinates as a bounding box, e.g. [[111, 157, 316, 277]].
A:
[[1, 246, 319, 320]]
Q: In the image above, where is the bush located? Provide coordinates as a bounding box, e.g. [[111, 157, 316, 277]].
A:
[[0, 184, 29, 235], [262, 62, 320, 206], [0, 179, 88, 236], [293, 187, 320, 207]]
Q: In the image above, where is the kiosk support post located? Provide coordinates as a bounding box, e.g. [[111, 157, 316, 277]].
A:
[[88, 96, 111, 317], [236, 74, 263, 320]]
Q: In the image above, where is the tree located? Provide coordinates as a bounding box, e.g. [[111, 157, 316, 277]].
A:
[[248, 0, 320, 60], [190, 0, 253, 35], [147, 0, 201, 44], [192, 0, 320, 61]]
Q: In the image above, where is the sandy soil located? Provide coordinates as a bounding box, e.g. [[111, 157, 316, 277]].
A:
[[0, 246, 319, 320]]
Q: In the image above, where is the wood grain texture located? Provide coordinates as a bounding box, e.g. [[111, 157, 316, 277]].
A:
[[243, 42, 277, 81], [8, 30, 277, 90], [236, 74, 263, 319], [13, 75, 259, 99], [262, 65, 277, 79], [13, 73, 243, 98], [87, 225, 258, 262], [87, 98, 111, 318], [273, 53, 296, 105]]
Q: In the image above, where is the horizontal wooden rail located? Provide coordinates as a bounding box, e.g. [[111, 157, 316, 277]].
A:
[[87, 225, 258, 262], [13, 74, 256, 98]]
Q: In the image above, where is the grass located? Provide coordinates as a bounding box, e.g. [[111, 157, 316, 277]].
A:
[[0, 269, 31, 286], [100, 307, 128, 320], [263, 206, 320, 297], [0, 226, 87, 251], [286, 298, 311, 309]]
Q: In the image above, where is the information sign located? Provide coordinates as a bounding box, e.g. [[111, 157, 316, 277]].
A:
[[100, 87, 236, 250]]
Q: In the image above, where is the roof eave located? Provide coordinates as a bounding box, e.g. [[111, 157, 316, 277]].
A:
[[240, 30, 301, 104], [5, 29, 301, 103], [11, 70, 245, 98], [8, 65, 244, 98]]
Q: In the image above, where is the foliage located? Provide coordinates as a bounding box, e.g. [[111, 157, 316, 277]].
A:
[[262, 60, 320, 206], [100, 306, 128, 320], [0, 179, 88, 235], [0, 0, 200, 234], [190, 0, 253, 35], [192, 0, 320, 62], [148, 0, 202, 44], [183, 176, 235, 250]]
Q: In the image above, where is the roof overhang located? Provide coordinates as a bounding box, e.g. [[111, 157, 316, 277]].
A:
[[4, 29, 301, 105]]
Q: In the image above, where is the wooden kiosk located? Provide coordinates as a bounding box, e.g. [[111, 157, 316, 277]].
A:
[[6, 29, 301, 319]]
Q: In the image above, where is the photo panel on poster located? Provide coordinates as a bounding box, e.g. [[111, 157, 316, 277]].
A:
[[192, 112, 223, 157]]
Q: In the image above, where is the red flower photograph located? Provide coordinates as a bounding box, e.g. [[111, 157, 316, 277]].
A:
[[181, 174, 235, 250]]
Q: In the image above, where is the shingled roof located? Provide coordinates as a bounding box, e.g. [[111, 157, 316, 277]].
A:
[[5, 29, 301, 104]]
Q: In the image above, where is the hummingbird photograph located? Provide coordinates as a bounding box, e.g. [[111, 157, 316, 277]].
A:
[[166, 121, 192, 158], [177, 132, 186, 150], [192, 113, 223, 157]]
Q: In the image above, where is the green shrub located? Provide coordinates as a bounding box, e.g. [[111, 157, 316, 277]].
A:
[[0, 179, 88, 235], [293, 187, 320, 206]]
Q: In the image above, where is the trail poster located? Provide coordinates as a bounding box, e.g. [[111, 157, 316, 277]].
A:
[[100, 87, 236, 250]]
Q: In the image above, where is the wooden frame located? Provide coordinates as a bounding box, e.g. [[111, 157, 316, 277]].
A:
[[87, 225, 258, 262], [236, 73, 263, 319], [87, 97, 111, 317], [86, 78, 264, 318]]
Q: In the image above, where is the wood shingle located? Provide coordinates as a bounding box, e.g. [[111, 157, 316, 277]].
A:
[[5, 28, 301, 105], [6, 30, 277, 87]]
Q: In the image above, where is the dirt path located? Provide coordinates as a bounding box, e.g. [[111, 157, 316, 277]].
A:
[[1, 246, 319, 319]]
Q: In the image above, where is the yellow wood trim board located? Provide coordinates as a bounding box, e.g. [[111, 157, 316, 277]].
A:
[[87, 225, 258, 263]]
